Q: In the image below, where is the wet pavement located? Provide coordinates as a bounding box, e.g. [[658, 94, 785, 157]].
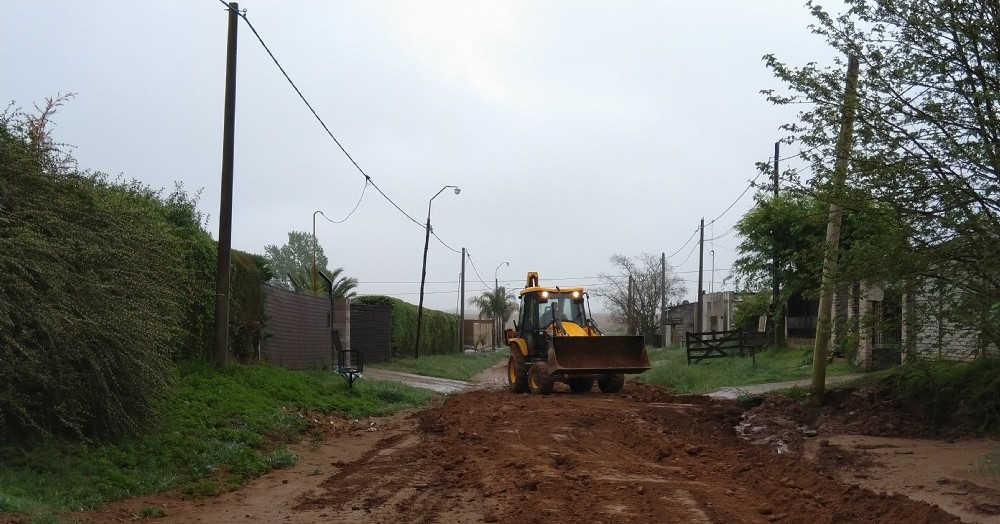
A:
[[362, 364, 863, 399]]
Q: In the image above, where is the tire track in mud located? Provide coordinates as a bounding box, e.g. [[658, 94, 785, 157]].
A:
[[296, 385, 961, 524]]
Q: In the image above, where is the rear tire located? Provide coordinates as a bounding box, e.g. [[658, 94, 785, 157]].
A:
[[528, 363, 555, 395], [566, 377, 594, 393], [597, 373, 625, 393], [508, 352, 528, 393]]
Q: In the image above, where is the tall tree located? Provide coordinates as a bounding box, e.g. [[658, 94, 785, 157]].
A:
[[762, 0, 1000, 348], [468, 286, 518, 348], [595, 253, 686, 340], [262, 231, 357, 298], [732, 192, 906, 316]]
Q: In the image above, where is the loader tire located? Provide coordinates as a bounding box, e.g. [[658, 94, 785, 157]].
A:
[[597, 373, 625, 393], [566, 377, 594, 393], [528, 363, 555, 395], [508, 352, 529, 393]]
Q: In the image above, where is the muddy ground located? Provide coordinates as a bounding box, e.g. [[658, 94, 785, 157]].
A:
[[23, 370, 1000, 524]]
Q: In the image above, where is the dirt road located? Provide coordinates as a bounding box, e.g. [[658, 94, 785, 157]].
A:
[[70, 376, 999, 524]]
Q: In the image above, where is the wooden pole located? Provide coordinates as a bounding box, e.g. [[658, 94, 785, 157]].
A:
[[213, 2, 238, 370], [660, 252, 667, 347], [772, 141, 781, 348], [459, 248, 465, 352], [696, 218, 704, 332], [627, 275, 634, 335], [811, 55, 861, 406]]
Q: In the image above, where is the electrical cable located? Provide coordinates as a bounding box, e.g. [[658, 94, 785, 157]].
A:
[[432, 231, 462, 254], [463, 252, 491, 289], [709, 178, 758, 225], [778, 143, 824, 162], [674, 237, 701, 268], [666, 226, 700, 260], [229, 4, 426, 230], [316, 179, 369, 224]]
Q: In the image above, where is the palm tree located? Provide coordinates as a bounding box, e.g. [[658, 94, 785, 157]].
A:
[[289, 267, 358, 299], [468, 286, 518, 348]]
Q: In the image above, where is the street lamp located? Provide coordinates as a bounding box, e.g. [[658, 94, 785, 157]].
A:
[[312, 210, 328, 295], [494, 261, 509, 348], [414, 185, 461, 358]]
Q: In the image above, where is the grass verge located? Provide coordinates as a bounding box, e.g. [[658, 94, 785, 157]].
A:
[[638, 345, 858, 394], [0, 360, 435, 518]]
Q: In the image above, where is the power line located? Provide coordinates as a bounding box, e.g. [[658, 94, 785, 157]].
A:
[[666, 226, 700, 260], [708, 225, 737, 241], [232, 5, 427, 231], [709, 176, 760, 226], [432, 231, 462, 254], [317, 179, 369, 224], [358, 268, 732, 286], [464, 252, 490, 289], [674, 237, 701, 268], [778, 142, 824, 162]]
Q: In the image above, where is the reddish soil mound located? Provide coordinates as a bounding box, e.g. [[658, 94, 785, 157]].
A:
[[287, 383, 959, 523], [24, 381, 991, 524]]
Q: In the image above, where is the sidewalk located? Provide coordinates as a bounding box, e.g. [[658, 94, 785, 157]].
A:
[[362, 366, 864, 399], [360, 368, 473, 394], [706, 374, 864, 399]]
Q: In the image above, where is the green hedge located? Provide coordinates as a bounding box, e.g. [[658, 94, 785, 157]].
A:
[[0, 109, 269, 442], [353, 296, 457, 358], [0, 116, 183, 440]]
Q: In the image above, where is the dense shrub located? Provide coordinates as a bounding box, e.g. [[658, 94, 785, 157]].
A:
[[0, 113, 184, 440], [158, 187, 217, 360], [0, 105, 271, 441], [229, 251, 268, 362], [353, 295, 457, 357]]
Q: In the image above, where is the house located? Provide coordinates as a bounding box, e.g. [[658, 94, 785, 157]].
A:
[[825, 279, 996, 369], [665, 291, 744, 347]]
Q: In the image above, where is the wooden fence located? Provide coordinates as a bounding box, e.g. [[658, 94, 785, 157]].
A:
[[685, 330, 765, 365]]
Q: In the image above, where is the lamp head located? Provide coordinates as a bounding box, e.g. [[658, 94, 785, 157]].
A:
[[453, 187, 461, 195]]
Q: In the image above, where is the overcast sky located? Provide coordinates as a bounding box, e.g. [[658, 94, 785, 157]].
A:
[[2, 1, 841, 314]]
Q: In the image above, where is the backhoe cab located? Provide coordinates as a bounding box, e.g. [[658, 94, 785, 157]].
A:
[[506, 272, 650, 395]]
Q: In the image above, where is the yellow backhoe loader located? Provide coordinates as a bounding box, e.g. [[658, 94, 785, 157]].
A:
[[505, 272, 650, 394]]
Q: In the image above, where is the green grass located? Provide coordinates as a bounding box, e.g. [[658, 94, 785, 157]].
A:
[[370, 344, 858, 395], [0, 361, 436, 518], [638, 345, 858, 394], [369, 350, 506, 381]]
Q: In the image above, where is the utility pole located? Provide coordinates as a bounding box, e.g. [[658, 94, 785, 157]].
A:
[[811, 55, 860, 406], [459, 248, 466, 352], [772, 141, 781, 348], [213, 2, 238, 370], [696, 218, 705, 333], [415, 213, 432, 359], [495, 276, 499, 347], [660, 252, 667, 348], [627, 275, 634, 335]]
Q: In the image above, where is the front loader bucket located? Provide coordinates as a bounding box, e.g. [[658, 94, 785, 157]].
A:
[[548, 336, 651, 375]]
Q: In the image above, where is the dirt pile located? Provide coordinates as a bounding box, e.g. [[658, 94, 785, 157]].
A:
[[289, 384, 960, 523], [24, 380, 996, 524]]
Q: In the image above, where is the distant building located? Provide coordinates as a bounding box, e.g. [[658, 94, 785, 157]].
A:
[[665, 291, 742, 347]]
